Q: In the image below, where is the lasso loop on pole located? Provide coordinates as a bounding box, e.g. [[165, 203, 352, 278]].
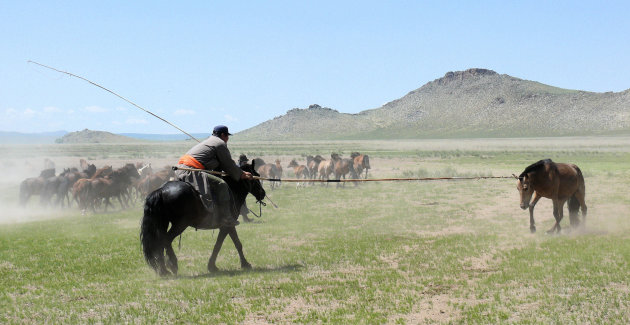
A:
[[28, 60, 201, 143]]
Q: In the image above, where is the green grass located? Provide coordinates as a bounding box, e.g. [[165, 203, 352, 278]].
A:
[[1, 138, 630, 323]]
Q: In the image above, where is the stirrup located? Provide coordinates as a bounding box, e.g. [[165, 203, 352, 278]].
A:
[[200, 195, 213, 211]]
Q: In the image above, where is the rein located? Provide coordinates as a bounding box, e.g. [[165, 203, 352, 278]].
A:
[[248, 200, 266, 219]]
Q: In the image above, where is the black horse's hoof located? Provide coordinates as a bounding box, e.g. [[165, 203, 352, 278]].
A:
[[530, 227, 536, 234], [158, 270, 171, 277], [208, 265, 219, 273], [241, 262, 252, 270]]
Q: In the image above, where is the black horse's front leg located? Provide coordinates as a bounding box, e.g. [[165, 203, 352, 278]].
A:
[[208, 228, 229, 272], [228, 227, 252, 269]]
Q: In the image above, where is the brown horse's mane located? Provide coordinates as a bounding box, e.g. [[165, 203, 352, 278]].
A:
[[519, 159, 554, 178]]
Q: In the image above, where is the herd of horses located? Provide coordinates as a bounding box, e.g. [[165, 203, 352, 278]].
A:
[[19, 159, 175, 214], [253, 152, 371, 188]]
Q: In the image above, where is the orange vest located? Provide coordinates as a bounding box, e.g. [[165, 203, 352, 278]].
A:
[[178, 154, 205, 169]]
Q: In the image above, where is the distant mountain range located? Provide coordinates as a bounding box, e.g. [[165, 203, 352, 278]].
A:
[[0, 130, 211, 144], [237, 68, 630, 140], [0, 130, 68, 144], [3, 68, 629, 143]]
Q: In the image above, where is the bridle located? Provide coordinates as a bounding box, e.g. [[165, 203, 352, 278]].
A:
[[242, 169, 267, 218], [249, 199, 266, 218]]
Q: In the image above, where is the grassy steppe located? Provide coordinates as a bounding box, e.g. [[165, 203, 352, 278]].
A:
[[1, 137, 629, 323]]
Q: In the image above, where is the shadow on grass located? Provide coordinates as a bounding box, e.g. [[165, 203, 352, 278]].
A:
[[180, 263, 304, 279]]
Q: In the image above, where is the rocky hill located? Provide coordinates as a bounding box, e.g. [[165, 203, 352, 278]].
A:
[[237, 69, 630, 139], [56, 129, 142, 143]]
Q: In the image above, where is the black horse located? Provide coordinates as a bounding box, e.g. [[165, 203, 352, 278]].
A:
[[140, 162, 266, 276]]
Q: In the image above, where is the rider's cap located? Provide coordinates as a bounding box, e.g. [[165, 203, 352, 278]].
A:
[[213, 125, 232, 136]]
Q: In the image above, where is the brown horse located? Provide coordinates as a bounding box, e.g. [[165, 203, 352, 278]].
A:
[[136, 166, 174, 199], [331, 153, 358, 187], [516, 159, 587, 234], [306, 155, 324, 181], [91, 165, 113, 179], [258, 164, 279, 190], [71, 178, 93, 213], [317, 159, 333, 185], [255, 159, 281, 189], [288, 159, 310, 187], [351, 152, 371, 179]]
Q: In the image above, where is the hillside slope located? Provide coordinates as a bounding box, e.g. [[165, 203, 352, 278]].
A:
[[237, 69, 630, 139]]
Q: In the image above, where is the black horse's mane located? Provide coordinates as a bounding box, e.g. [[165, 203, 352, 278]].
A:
[[519, 159, 554, 178]]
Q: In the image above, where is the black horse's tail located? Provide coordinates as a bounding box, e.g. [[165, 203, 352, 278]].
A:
[[140, 188, 167, 274]]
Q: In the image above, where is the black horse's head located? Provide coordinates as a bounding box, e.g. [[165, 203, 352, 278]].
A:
[[240, 160, 266, 202]]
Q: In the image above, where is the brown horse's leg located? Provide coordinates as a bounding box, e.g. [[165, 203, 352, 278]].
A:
[[548, 199, 564, 234], [227, 227, 252, 269], [103, 198, 112, 212], [529, 194, 541, 233], [557, 200, 566, 233], [208, 228, 229, 272], [116, 194, 126, 210]]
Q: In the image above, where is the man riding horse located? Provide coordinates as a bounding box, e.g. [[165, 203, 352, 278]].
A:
[[174, 125, 253, 227]]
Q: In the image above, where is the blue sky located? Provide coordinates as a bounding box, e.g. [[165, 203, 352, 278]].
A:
[[1, 1, 629, 134]]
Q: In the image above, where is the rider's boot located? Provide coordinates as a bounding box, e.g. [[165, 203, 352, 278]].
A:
[[216, 201, 239, 227]]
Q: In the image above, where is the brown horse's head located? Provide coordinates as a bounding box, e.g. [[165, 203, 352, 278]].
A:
[[516, 175, 534, 210]]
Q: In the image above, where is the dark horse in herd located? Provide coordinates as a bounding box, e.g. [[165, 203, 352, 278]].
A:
[[140, 161, 265, 276], [516, 159, 587, 234]]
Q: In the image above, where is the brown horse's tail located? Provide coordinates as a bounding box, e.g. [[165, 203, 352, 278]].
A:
[[568, 195, 581, 227], [568, 165, 585, 227]]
